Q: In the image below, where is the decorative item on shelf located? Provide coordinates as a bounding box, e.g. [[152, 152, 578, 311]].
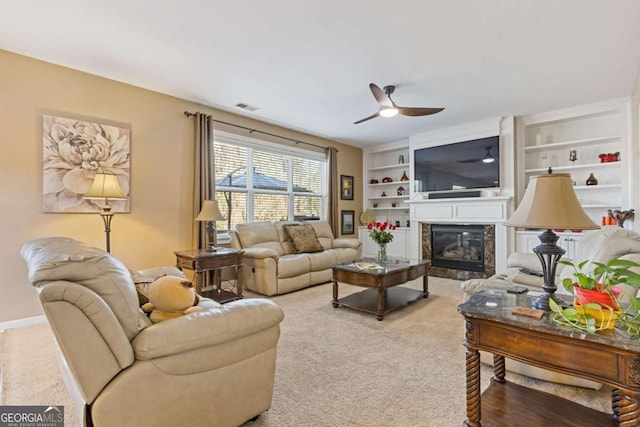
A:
[[83, 172, 128, 253], [370, 179, 379, 184], [360, 209, 375, 225], [586, 173, 598, 186], [400, 171, 409, 182], [505, 172, 599, 310], [406, 220, 410, 227], [391, 202, 397, 207], [602, 216, 615, 226], [398, 154, 405, 164], [382, 177, 393, 183], [608, 209, 634, 228], [195, 200, 226, 251], [599, 152, 620, 163], [381, 191, 387, 197], [397, 186, 405, 196], [367, 221, 396, 262], [395, 220, 401, 227], [549, 257, 640, 334], [372, 202, 378, 208], [569, 150, 577, 162]]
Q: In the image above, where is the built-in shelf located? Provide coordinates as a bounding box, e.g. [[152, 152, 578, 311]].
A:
[[370, 207, 410, 211], [572, 184, 621, 190], [524, 135, 620, 152], [367, 163, 410, 172], [525, 161, 620, 174], [368, 180, 411, 187], [369, 195, 408, 200]]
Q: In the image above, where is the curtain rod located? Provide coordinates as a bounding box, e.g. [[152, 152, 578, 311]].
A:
[[184, 111, 328, 151]]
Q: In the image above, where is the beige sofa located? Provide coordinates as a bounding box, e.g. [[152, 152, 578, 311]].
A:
[[21, 237, 284, 427], [231, 220, 361, 296], [460, 225, 640, 389]]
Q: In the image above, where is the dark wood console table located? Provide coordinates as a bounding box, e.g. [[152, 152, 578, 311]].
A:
[[458, 289, 640, 426], [332, 258, 430, 320]]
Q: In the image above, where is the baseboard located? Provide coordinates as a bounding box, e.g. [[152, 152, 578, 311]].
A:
[[0, 315, 46, 332]]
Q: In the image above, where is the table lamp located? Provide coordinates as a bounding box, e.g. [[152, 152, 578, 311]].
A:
[[505, 172, 599, 310], [84, 172, 127, 253], [196, 200, 225, 251]]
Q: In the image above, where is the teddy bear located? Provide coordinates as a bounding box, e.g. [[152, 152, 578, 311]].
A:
[[141, 275, 203, 323]]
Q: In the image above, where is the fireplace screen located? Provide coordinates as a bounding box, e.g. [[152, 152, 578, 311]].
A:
[[431, 225, 484, 272]]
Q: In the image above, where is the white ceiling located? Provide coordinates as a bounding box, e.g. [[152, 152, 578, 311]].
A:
[[1, 0, 640, 147]]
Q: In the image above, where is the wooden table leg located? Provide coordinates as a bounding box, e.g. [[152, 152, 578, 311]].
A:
[[194, 271, 203, 294], [332, 281, 339, 308], [423, 274, 430, 298], [617, 390, 640, 426], [376, 288, 386, 321], [492, 354, 506, 383], [465, 347, 481, 427]]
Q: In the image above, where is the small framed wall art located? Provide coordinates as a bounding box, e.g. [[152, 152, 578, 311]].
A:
[[341, 210, 355, 235], [340, 175, 354, 200]]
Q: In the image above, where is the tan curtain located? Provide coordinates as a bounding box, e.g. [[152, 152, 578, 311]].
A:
[[327, 146, 339, 237], [192, 113, 215, 249]]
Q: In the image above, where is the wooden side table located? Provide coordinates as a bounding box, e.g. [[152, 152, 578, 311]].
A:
[[175, 248, 244, 304]]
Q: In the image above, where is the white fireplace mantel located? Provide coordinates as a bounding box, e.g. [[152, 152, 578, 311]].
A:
[[408, 196, 514, 273]]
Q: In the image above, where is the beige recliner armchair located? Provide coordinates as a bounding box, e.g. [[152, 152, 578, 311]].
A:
[[21, 237, 284, 427]]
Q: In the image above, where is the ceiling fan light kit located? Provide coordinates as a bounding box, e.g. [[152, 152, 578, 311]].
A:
[[353, 83, 444, 124]]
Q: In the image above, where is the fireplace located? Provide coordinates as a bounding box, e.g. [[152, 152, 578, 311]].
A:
[[421, 223, 496, 280], [431, 225, 484, 272]]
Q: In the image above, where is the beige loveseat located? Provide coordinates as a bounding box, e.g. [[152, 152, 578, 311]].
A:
[[231, 220, 361, 296], [21, 237, 284, 427]]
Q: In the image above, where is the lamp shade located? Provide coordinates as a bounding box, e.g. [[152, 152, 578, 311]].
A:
[[195, 200, 225, 222], [506, 173, 598, 230], [84, 173, 127, 199]]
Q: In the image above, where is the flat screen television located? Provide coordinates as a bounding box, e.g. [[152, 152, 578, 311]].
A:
[[414, 136, 499, 193]]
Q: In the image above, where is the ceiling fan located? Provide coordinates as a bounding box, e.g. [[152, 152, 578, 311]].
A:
[[353, 83, 444, 124], [457, 146, 496, 164]]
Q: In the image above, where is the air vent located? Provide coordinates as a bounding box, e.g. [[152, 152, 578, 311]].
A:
[[235, 102, 259, 112]]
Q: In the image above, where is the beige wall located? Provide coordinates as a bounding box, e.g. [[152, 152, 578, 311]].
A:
[[0, 49, 362, 323]]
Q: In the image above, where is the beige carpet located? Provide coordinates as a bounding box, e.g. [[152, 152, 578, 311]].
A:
[[0, 277, 611, 427]]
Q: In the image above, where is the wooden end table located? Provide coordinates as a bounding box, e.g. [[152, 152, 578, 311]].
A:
[[331, 258, 430, 321], [458, 289, 640, 426], [175, 248, 244, 304]]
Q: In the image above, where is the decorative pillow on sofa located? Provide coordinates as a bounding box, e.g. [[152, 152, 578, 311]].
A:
[[283, 224, 324, 254]]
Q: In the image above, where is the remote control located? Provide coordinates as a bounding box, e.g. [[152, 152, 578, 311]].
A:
[[520, 268, 543, 277]]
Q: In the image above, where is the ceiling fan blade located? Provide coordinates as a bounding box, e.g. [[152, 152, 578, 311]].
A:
[[397, 106, 445, 117], [353, 112, 380, 124], [456, 158, 481, 163], [369, 83, 393, 108]]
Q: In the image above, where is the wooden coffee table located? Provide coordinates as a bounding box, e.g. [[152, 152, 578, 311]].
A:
[[331, 258, 430, 320]]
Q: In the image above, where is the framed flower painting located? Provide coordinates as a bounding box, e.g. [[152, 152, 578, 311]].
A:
[[42, 114, 130, 213]]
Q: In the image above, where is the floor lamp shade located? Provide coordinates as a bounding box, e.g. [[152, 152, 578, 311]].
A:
[[196, 200, 225, 251], [506, 173, 598, 310], [84, 173, 127, 200], [83, 173, 127, 253]]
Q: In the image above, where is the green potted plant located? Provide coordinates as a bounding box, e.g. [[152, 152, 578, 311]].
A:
[[549, 258, 640, 334]]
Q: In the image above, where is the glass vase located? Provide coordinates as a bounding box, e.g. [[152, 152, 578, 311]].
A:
[[377, 243, 387, 262]]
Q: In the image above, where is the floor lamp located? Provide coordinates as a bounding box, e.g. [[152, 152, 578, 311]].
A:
[[84, 173, 127, 253], [196, 200, 225, 251], [506, 172, 598, 310]]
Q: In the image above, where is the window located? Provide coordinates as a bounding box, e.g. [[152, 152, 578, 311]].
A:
[[213, 133, 326, 236]]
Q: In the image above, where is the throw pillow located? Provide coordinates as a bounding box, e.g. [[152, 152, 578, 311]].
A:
[[283, 224, 324, 254]]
